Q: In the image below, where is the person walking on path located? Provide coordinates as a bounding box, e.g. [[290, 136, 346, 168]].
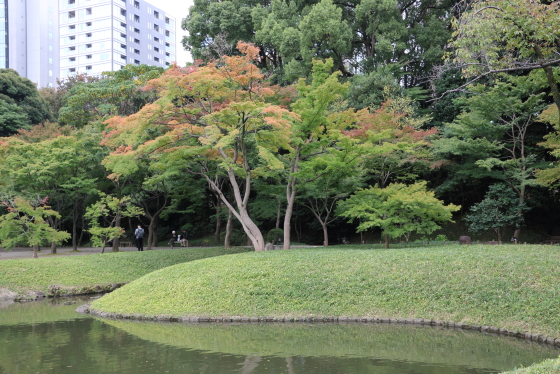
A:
[[134, 225, 145, 251], [168, 230, 177, 248]]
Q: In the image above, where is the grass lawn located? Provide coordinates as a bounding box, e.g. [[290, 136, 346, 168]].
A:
[[0, 247, 251, 297], [90, 244, 560, 336]]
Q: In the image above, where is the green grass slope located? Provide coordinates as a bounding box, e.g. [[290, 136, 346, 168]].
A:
[[91, 245, 560, 337], [0, 247, 251, 297]]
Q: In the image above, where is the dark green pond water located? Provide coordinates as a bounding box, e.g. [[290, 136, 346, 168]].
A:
[[1, 297, 558, 374]]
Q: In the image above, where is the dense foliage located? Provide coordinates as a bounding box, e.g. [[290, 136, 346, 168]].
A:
[[1, 0, 560, 250]]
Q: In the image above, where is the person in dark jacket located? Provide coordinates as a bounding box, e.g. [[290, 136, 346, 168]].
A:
[[134, 225, 145, 251]]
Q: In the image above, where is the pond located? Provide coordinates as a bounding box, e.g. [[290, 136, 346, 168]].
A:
[[1, 297, 558, 374]]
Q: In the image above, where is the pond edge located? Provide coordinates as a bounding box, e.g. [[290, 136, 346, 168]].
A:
[[77, 303, 560, 349]]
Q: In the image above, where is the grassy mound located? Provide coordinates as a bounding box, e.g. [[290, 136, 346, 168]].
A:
[[90, 245, 560, 336], [0, 247, 251, 297]]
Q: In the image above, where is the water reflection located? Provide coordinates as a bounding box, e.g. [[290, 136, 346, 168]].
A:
[[0, 298, 558, 374]]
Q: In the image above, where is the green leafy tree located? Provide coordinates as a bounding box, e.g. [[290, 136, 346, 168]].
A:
[[298, 142, 363, 246], [0, 100, 30, 137], [337, 181, 459, 248], [0, 196, 70, 258], [446, 0, 560, 123], [434, 76, 546, 238], [0, 134, 104, 252], [85, 193, 143, 253], [0, 69, 52, 135], [184, 0, 455, 83], [465, 183, 528, 243], [281, 59, 352, 249], [58, 64, 164, 127]]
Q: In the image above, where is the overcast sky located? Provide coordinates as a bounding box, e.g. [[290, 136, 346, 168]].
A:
[[157, 0, 194, 65]]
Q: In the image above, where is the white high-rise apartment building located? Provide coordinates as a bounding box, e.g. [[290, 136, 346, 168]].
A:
[[1, 0, 59, 87], [0, 0, 176, 88]]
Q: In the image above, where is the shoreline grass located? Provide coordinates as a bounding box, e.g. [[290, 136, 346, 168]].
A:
[[0, 247, 251, 298]]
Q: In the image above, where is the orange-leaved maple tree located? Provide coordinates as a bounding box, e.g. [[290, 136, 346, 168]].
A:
[[102, 42, 298, 251]]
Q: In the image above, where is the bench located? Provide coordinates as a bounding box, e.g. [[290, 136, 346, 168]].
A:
[[170, 240, 189, 247], [119, 241, 133, 248]]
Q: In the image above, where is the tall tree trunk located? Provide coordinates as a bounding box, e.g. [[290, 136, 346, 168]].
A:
[[50, 241, 57, 254], [214, 203, 222, 244], [283, 148, 301, 250], [203, 168, 265, 251], [112, 211, 121, 252], [147, 219, 156, 250], [78, 213, 85, 247], [224, 209, 233, 249], [385, 234, 389, 249], [322, 223, 329, 247], [72, 207, 78, 251], [33, 245, 38, 259], [275, 200, 281, 229]]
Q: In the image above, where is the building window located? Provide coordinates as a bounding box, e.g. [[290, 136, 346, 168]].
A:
[[134, 59, 140, 64], [121, 54, 126, 60], [134, 14, 139, 22], [154, 37, 159, 43], [69, 57, 76, 61], [86, 22, 92, 26], [86, 54, 92, 59], [121, 33, 126, 39], [120, 22, 126, 29], [165, 52, 169, 56], [154, 47, 159, 52], [165, 42, 169, 47], [69, 46, 76, 51], [70, 68, 76, 72], [165, 17, 169, 24], [86, 8, 92, 15], [86, 33, 92, 37], [49, 58, 53, 64], [165, 30, 169, 36], [134, 38, 139, 44], [86, 43, 92, 48], [49, 45, 53, 51], [69, 25, 76, 30], [134, 1, 139, 9], [70, 35, 76, 40], [68, 11, 75, 18], [86, 65, 92, 70], [154, 56, 160, 62], [120, 9, 126, 17], [69, 0, 75, 4], [154, 11, 159, 19], [48, 32, 53, 39], [134, 49, 140, 54]]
